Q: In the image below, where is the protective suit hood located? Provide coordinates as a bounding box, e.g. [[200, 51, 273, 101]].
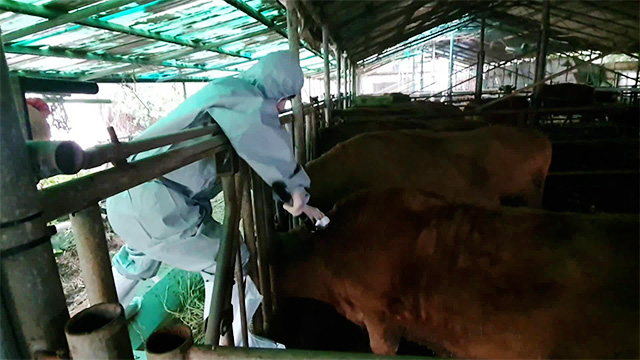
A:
[[241, 51, 304, 100]]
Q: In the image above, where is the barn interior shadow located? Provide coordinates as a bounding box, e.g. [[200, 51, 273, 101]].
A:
[[269, 297, 438, 357]]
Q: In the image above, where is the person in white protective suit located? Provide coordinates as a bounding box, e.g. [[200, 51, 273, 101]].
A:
[[106, 51, 326, 325]]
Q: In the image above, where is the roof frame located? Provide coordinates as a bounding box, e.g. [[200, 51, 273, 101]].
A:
[[0, 0, 251, 59], [2, 0, 134, 42], [582, 0, 638, 22], [4, 44, 218, 72], [222, 0, 322, 57]]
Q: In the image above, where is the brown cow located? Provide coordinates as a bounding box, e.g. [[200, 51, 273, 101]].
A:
[[316, 118, 486, 156], [276, 188, 639, 358], [464, 96, 530, 126], [306, 125, 552, 211]]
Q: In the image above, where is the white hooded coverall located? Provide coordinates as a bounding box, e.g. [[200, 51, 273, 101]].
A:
[[106, 51, 310, 281]]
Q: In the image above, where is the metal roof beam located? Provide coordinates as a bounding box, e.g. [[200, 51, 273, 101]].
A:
[[0, 0, 250, 59], [2, 0, 134, 42], [582, 0, 639, 21], [222, 0, 322, 57], [4, 45, 218, 73]]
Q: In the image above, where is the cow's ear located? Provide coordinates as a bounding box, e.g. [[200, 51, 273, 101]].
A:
[[403, 189, 444, 212]]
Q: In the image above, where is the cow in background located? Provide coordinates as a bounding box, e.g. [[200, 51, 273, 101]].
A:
[[276, 188, 639, 358], [464, 96, 530, 126]]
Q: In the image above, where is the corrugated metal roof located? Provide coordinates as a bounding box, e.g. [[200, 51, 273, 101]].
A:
[[0, 0, 330, 81], [1, 0, 638, 83], [298, 0, 639, 63]]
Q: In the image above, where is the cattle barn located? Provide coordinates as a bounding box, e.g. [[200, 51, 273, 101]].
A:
[[0, 0, 638, 358]]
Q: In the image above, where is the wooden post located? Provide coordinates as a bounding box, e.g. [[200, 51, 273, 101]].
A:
[[286, 0, 305, 164], [533, 0, 551, 112], [475, 18, 485, 101], [322, 25, 331, 126]]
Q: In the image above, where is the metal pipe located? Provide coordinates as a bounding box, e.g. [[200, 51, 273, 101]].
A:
[[147, 324, 193, 360], [250, 171, 272, 333], [0, 0, 247, 59], [27, 140, 84, 178], [344, 54, 349, 108], [40, 136, 229, 222], [475, 18, 486, 100], [533, 0, 550, 111], [1, 294, 21, 359], [0, 35, 69, 358], [352, 62, 358, 104], [70, 205, 119, 304], [233, 204, 249, 348], [322, 25, 331, 126], [337, 48, 342, 110], [286, 1, 306, 165], [448, 31, 455, 103], [204, 174, 240, 346], [65, 303, 133, 360], [146, 324, 426, 359], [233, 172, 249, 347], [83, 125, 219, 170]]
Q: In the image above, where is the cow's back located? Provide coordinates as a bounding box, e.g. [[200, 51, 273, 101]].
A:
[[306, 126, 551, 211]]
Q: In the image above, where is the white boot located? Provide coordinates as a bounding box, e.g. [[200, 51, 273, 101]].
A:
[[112, 267, 140, 307]]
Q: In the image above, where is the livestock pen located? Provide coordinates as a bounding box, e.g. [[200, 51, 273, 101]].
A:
[[1, 0, 639, 359]]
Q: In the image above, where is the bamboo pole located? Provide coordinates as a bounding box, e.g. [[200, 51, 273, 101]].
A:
[[70, 205, 119, 305]]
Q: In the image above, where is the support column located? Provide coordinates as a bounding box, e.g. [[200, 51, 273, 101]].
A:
[[70, 205, 118, 305], [0, 37, 69, 358], [420, 47, 424, 92], [336, 48, 341, 110], [475, 18, 485, 101], [533, 0, 551, 110], [322, 25, 331, 126], [204, 152, 240, 347], [448, 31, 455, 103], [352, 62, 357, 104], [286, 1, 305, 164], [344, 58, 349, 107]]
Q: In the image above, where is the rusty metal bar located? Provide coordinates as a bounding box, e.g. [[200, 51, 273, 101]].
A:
[[287, 1, 306, 165], [0, 36, 69, 358], [146, 323, 430, 359], [204, 171, 239, 347], [40, 135, 229, 222], [70, 205, 118, 305], [233, 173, 249, 347], [65, 303, 133, 360], [250, 171, 273, 333], [83, 125, 219, 170]]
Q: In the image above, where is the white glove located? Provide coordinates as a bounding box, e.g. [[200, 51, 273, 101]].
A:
[[282, 189, 310, 217], [282, 189, 329, 228]]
